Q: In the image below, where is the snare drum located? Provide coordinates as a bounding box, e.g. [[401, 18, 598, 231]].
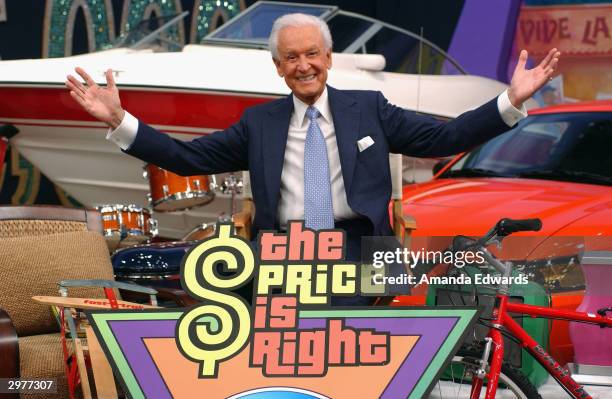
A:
[[97, 204, 158, 249], [144, 164, 215, 212]]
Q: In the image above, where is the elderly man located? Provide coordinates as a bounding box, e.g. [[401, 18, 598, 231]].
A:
[[66, 13, 559, 305]]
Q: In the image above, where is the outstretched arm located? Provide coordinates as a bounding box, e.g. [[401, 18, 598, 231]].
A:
[[508, 48, 561, 109], [65, 67, 126, 129], [382, 47, 561, 156], [65, 66, 250, 176]]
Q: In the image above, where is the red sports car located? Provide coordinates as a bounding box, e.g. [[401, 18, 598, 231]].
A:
[[393, 100, 612, 365]]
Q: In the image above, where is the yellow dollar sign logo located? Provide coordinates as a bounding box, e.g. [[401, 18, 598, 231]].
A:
[[176, 224, 254, 377]]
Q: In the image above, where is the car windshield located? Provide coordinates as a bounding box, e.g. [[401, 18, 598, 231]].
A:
[[442, 112, 612, 186]]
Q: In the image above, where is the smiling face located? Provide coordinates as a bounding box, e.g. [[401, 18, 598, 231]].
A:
[[273, 24, 332, 105]]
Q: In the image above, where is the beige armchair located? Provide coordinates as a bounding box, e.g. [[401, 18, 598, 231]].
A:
[[0, 206, 115, 399]]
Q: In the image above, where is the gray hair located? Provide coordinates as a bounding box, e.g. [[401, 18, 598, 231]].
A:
[[268, 13, 333, 60]]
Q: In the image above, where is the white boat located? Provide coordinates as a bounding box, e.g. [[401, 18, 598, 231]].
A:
[[0, 2, 526, 238]]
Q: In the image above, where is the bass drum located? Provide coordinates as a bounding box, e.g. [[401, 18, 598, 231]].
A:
[[111, 241, 197, 289]]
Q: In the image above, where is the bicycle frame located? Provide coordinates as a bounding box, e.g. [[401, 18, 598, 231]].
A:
[[471, 294, 612, 399]]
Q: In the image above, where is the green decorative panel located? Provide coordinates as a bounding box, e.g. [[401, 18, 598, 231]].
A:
[[43, 0, 115, 57], [190, 0, 244, 43]]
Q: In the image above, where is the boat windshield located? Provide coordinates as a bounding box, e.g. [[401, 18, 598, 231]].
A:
[[107, 12, 189, 52], [205, 2, 336, 45], [203, 1, 465, 75]]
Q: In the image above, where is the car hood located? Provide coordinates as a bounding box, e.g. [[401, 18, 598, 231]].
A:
[[401, 177, 612, 241]]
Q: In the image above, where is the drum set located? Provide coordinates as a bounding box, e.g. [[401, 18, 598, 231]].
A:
[[97, 165, 216, 250], [96, 164, 245, 288]]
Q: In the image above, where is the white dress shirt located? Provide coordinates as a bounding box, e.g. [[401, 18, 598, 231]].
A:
[[278, 88, 357, 227], [108, 89, 527, 227]]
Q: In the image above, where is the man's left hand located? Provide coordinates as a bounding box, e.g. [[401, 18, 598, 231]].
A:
[[508, 48, 561, 109]]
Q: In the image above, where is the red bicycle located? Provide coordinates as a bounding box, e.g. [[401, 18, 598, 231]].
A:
[[430, 218, 612, 399]]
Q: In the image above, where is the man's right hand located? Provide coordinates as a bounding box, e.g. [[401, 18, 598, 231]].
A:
[[66, 67, 125, 129]]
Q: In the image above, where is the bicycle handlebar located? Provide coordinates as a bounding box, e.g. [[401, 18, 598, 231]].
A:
[[495, 218, 542, 237], [452, 218, 543, 252], [449, 218, 543, 294]]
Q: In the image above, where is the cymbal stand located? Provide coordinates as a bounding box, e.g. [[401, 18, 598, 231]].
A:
[[218, 174, 243, 222]]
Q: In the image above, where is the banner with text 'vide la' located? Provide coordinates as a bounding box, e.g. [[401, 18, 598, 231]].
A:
[[88, 222, 479, 399]]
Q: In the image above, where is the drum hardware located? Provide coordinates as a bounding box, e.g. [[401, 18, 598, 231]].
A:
[[220, 173, 243, 217], [209, 174, 218, 191], [137, 207, 146, 234], [217, 173, 253, 240], [149, 218, 159, 237]]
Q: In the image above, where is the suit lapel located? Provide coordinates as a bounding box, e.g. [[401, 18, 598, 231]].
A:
[[328, 86, 360, 196], [262, 95, 293, 224]]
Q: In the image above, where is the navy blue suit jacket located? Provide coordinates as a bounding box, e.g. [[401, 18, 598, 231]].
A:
[[126, 86, 509, 244]]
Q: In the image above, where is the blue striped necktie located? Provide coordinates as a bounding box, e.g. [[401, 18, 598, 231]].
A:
[[304, 106, 334, 230]]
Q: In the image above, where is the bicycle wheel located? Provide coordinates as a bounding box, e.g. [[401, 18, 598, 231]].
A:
[[428, 346, 542, 399]]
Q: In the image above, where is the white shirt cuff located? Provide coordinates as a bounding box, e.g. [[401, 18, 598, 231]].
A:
[[497, 89, 527, 127], [106, 111, 139, 150]]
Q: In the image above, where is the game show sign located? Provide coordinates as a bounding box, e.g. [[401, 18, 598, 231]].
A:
[[88, 223, 479, 399]]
